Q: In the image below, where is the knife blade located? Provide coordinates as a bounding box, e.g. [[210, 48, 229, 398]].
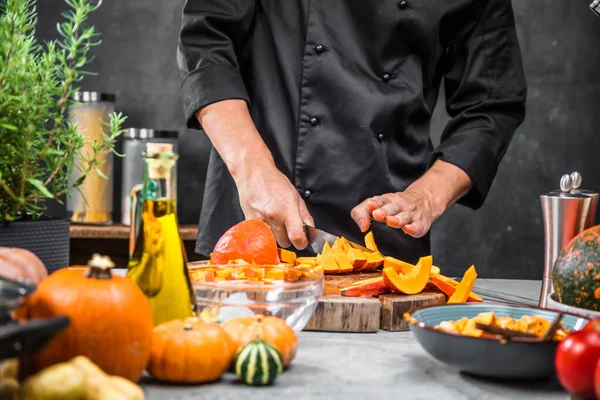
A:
[[303, 224, 372, 255]]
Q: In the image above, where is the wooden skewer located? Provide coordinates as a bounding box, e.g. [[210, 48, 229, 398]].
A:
[[542, 313, 564, 342], [474, 323, 539, 339]]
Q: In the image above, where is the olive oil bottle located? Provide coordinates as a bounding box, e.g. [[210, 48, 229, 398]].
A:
[[127, 143, 196, 325]]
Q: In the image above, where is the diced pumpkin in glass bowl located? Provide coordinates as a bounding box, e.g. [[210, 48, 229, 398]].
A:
[[189, 264, 323, 333]]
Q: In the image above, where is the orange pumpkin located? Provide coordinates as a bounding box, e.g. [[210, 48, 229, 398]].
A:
[[0, 247, 47, 284], [17, 254, 153, 382], [148, 317, 233, 383], [221, 315, 297, 367], [211, 219, 280, 265]]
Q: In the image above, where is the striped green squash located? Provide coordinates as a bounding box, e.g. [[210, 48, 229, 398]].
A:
[[235, 339, 283, 386]]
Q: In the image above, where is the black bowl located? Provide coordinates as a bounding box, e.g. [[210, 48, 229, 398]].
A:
[[408, 303, 589, 380]]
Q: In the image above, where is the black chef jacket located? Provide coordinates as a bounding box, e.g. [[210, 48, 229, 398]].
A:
[[177, 0, 527, 263]]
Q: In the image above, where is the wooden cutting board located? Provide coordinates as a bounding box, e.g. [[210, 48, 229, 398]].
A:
[[305, 272, 446, 333]]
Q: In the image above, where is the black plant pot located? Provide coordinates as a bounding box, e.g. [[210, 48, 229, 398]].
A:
[[0, 219, 70, 274]]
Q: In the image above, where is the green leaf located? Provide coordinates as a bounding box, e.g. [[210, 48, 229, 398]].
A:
[[26, 178, 54, 199], [0, 123, 17, 131]]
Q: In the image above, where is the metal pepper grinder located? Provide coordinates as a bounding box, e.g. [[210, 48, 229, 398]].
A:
[[569, 171, 598, 229], [539, 174, 592, 307]]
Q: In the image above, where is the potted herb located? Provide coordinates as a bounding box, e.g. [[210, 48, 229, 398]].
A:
[[0, 0, 126, 272]]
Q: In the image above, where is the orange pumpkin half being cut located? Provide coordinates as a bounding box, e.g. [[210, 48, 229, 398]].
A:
[[211, 219, 280, 265]]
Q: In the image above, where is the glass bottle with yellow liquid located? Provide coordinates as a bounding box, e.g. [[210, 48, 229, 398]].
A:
[[127, 142, 196, 325]]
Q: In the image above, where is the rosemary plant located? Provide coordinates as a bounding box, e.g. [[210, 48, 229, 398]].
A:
[[0, 0, 126, 222]]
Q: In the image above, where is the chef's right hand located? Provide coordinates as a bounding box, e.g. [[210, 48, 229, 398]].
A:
[[234, 162, 314, 250]]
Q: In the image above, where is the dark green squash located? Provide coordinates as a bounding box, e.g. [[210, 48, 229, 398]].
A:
[[553, 225, 600, 311], [235, 339, 283, 386]]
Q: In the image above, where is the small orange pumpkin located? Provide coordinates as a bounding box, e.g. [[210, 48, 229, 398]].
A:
[[17, 254, 153, 382], [211, 219, 280, 265], [0, 247, 47, 284], [221, 315, 298, 367], [147, 317, 233, 383]]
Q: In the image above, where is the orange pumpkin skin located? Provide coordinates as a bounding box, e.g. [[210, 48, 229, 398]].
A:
[[0, 247, 47, 284], [148, 317, 233, 383], [221, 315, 297, 367], [211, 219, 280, 265], [17, 260, 153, 382]]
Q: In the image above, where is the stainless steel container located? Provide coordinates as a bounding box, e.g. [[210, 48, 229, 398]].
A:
[[539, 173, 593, 307], [569, 171, 598, 229], [120, 129, 178, 225], [67, 92, 116, 225]]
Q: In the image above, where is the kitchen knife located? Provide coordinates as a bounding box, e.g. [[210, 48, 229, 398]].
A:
[[303, 224, 372, 255]]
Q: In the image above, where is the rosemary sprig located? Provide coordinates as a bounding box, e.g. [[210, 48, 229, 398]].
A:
[[0, 0, 126, 221]]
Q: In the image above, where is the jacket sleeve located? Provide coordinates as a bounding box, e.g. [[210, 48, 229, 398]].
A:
[[431, 0, 527, 209], [177, 0, 256, 130]]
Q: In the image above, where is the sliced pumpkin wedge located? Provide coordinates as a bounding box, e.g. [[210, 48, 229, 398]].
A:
[[431, 273, 483, 302], [348, 248, 367, 270], [382, 255, 432, 294], [362, 251, 384, 271], [364, 231, 379, 252], [320, 243, 340, 273], [340, 277, 389, 297], [335, 251, 354, 273], [384, 256, 440, 276], [277, 248, 297, 264], [447, 266, 478, 304]]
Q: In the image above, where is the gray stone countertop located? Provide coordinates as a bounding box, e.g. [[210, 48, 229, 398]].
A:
[[141, 279, 571, 400]]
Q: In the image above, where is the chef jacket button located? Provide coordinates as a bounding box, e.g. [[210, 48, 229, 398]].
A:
[[303, 189, 312, 198], [310, 116, 320, 126], [398, 1, 408, 9], [315, 44, 326, 54], [382, 73, 391, 82], [377, 133, 384, 141]]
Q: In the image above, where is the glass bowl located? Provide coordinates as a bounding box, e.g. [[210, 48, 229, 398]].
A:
[[189, 264, 324, 332]]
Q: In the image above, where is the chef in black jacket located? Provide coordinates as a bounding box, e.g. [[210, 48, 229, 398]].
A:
[[177, 0, 527, 263]]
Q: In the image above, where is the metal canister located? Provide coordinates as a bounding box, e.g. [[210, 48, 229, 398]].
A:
[[120, 129, 178, 225], [539, 174, 593, 307], [67, 92, 116, 225]]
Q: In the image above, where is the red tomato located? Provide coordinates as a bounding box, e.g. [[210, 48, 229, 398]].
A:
[[555, 329, 600, 398], [583, 318, 600, 333], [595, 358, 600, 400]]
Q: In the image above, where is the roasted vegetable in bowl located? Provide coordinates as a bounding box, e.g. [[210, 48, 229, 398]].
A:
[[435, 311, 571, 341]]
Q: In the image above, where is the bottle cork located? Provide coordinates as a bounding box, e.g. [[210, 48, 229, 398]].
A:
[[147, 142, 174, 179], [146, 142, 173, 154]]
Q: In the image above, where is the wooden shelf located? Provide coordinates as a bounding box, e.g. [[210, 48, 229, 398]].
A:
[[69, 223, 199, 241]]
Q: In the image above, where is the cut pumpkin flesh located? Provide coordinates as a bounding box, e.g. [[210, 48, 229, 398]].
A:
[[284, 231, 384, 274], [277, 248, 297, 264], [431, 273, 483, 302], [320, 252, 340, 274], [340, 277, 388, 297], [382, 255, 432, 294], [347, 248, 367, 270], [296, 257, 317, 266], [384, 256, 440, 276], [447, 266, 478, 304], [335, 251, 355, 273], [361, 251, 384, 271], [364, 231, 379, 252]]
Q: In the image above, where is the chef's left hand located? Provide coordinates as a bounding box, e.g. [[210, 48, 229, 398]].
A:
[[350, 160, 474, 238], [351, 189, 436, 238]]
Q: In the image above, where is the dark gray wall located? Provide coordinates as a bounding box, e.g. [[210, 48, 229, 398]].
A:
[[37, 0, 600, 279]]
